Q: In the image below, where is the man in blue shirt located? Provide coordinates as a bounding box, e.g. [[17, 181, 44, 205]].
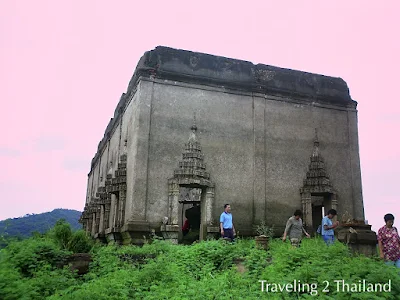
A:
[[220, 204, 236, 241], [321, 209, 339, 245]]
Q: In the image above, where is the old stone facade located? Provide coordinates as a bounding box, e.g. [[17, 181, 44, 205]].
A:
[[80, 46, 365, 244]]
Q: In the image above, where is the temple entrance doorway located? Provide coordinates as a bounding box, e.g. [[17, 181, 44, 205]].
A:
[[311, 194, 332, 234], [164, 117, 216, 244], [179, 187, 202, 244], [312, 204, 323, 234]]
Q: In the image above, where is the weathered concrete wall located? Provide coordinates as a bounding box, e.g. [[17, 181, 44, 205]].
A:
[[262, 96, 361, 227], [99, 144, 109, 187], [82, 46, 364, 239], [108, 123, 121, 176], [85, 174, 93, 204], [347, 110, 364, 220], [90, 159, 100, 200], [145, 80, 255, 229], [85, 79, 363, 235], [122, 85, 143, 222], [141, 79, 363, 233]]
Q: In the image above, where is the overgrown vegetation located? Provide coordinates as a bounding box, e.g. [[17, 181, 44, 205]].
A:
[[0, 209, 81, 247], [0, 224, 399, 299], [0, 220, 93, 300]]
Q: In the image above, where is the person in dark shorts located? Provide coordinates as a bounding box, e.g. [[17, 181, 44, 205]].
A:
[[220, 204, 236, 241]]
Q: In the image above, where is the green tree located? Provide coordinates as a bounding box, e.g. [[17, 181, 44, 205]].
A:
[[51, 219, 72, 250]]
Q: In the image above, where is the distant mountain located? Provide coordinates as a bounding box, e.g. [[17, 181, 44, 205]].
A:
[[0, 209, 82, 239]]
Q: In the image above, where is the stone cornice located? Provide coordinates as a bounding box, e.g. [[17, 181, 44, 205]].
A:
[[89, 46, 357, 174], [128, 46, 356, 107]]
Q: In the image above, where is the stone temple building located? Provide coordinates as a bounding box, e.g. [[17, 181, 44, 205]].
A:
[[79, 46, 365, 244]]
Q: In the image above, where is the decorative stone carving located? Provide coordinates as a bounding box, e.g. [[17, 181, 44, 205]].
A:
[[168, 116, 213, 189], [164, 114, 215, 242], [256, 69, 275, 82], [300, 129, 337, 231], [80, 150, 127, 237], [190, 56, 199, 68], [169, 116, 213, 188], [300, 129, 336, 195]]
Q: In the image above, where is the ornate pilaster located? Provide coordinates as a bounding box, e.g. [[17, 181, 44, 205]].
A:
[[118, 190, 126, 227], [168, 181, 180, 225], [99, 205, 105, 234], [79, 203, 90, 232], [204, 186, 215, 226], [331, 194, 338, 210], [95, 209, 100, 233], [301, 193, 312, 231], [91, 212, 96, 236], [87, 216, 93, 235], [110, 194, 117, 229], [116, 154, 127, 227], [79, 151, 127, 243], [104, 201, 110, 229]]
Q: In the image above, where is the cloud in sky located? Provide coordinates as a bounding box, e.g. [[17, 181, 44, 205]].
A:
[[63, 157, 91, 172], [0, 147, 20, 157], [34, 135, 66, 152]]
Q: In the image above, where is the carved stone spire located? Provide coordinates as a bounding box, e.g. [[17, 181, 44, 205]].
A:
[[123, 139, 128, 154], [188, 112, 197, 143], [169, 114, 212, 187], [107, 161, 113, 175], [300, 129, 334, 194], [312, 128, 319, 157]]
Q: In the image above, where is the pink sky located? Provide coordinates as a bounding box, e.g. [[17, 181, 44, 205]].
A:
[[1, 1, 399, 232]]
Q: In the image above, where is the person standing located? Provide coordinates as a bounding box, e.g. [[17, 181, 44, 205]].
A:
[[378, 213, 400, 268], [321, 209, 339, 245], [220, 204, 236, 241], [282, 210, 310, 247]]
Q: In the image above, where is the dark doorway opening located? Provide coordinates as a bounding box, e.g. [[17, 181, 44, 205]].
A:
[[181, 203, 201, 244], [178, 188, 202, 244], [312, 204, 323, 234], [311, 193, 332, 234]]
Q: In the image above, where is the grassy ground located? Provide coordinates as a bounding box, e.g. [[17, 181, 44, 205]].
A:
[[1, 236, 399, 299]]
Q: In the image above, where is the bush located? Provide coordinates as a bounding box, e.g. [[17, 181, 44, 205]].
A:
[[67, 230, 94, 253], [5, 238, 70, 277], [0, 236, 79, 300]]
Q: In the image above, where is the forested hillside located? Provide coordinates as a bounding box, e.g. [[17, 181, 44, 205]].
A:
[[0, 209, 81, 242]]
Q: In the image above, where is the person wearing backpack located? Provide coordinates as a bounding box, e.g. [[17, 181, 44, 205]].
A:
[[378, 213, 400, 268]]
